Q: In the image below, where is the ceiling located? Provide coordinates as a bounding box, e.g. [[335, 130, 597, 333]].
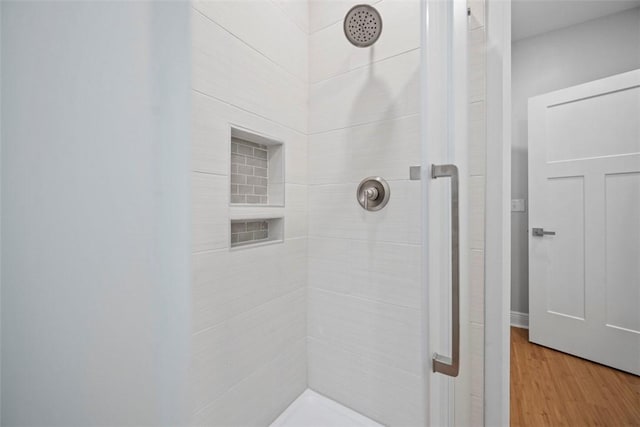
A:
[[512, 0, 640, 41]]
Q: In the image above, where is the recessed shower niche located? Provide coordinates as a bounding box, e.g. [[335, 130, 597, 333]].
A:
[[228, 126, 284, 250], [230, 217, 284, 249], [229, 126, 284, 206]]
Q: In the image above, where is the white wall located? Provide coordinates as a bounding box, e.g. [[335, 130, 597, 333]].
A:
[[188, 1, 309, 425], [1, 2, 192, 425], [511, 8, 640, 314], [307, 1, 425, 425]]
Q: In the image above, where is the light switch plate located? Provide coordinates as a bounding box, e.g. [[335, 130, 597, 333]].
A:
[[511, 199, 526, 212]]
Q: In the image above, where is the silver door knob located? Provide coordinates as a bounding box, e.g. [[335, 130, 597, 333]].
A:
[[532, 227, 556, 237]]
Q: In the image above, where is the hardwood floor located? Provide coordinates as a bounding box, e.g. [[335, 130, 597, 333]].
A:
[[510, 327, 640, 427]]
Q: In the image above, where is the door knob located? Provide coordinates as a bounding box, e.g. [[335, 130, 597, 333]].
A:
[[532, 228, 556, 237]]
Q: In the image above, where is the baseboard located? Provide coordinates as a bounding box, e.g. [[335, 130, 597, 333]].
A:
[[510, 311, 529, 329]]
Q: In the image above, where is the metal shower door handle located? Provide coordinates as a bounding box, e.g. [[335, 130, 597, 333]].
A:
[[431, 164, 460, 377]]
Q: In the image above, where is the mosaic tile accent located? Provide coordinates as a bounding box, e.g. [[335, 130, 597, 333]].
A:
[[230, 138, 269, 204], [230, 220, 269, 247]]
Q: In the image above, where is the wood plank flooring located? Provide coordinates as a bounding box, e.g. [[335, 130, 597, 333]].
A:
[[511, 327, 640, 426]]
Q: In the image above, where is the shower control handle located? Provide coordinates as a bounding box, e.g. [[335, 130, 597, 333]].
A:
[[357, 177, 390, 212], [431, 164, 460, 378], [364, 187, 378, 210]]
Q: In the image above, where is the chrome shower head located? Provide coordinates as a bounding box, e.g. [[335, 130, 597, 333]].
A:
[[343, 4, 382, 48]]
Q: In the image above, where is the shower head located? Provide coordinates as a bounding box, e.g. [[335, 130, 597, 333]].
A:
[[343, 4, 382, 48]]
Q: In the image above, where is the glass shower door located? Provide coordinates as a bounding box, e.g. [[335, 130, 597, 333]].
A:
[[422, 0, 481, 425]]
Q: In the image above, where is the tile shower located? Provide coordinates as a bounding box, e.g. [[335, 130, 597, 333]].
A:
[[189, 0, 486, 426]]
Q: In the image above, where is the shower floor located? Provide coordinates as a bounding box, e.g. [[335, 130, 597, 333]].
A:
[[270, 390, 383, 427]]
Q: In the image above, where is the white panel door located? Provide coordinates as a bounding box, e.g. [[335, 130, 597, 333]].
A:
[[528, 69, 640, 375]]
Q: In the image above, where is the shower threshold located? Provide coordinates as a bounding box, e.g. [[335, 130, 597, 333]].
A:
[[270, 389, 384, 427]]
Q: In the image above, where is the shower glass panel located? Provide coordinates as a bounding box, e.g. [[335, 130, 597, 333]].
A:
[[424, 0, 485, 425]]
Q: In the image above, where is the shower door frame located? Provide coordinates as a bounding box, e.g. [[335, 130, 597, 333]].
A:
[[421, 0, 471, 425], [422, 0, 512, 425]]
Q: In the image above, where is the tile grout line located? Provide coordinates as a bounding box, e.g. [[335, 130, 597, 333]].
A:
[[193, 336, 308, 418], [192, 287, 306, 338], [309, 47, 420, 85], [308, 112, 420, 136], [191, 236, 308, 256], [307, 0, 384, 35], [192, 6, 309, 85], [192, 88, 308, 137], [306, 336, 423, 380], [267, 0, 310, 35], [308, 285, 422, 311]]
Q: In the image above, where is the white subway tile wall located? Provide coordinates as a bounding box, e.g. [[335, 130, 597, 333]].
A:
[[468, 0, 487, 425], [230, 138, 269, 204], [190, 1, 308, 425], [189, 0, 487, 425], [307, 1, 425, 425], [192, 7, 307, 134]]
